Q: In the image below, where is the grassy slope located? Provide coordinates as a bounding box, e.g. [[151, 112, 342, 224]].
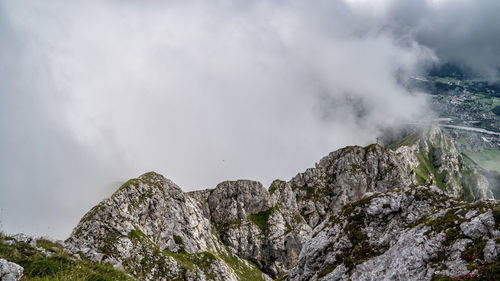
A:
[[0, 234, 133, 281], [463, 150, 500, 174], [1, 231, 266, 281], [389, 130, 482, 201]]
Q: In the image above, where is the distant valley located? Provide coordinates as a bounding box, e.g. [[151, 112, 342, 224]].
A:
[[407, 64, 500, 196]]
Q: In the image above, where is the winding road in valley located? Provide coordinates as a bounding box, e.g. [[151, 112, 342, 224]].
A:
[[438, 124, 500, 136]]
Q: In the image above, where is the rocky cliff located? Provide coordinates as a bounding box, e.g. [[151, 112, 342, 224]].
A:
[[287, 186, 499, 281], [66, 142, 419, 279], [59, 126, 496, 281], [3, 125, 494, 281], [65, 173, 270, 281], [390, 126, 493, 200]]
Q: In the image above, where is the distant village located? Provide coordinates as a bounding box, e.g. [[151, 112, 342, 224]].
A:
[[409, 73, 500, 146]]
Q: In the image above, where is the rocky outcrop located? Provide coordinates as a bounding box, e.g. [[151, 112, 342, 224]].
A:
[[392, 125, 493, 200], [0, 258, 23, 281], [67, 172, 220, 254], [67, 141, 421, 279], [208, 180, 272, 226], [66, 172, 269, 281], [65, 125, 496, 280], [206, 180, 310, 277], [287, 186, 499, 281], [199, 143, 418, 277], [0, 233, 133, 280], [290, 144, 413, 228]]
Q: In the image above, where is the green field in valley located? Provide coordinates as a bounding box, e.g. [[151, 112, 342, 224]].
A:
[[463, 149, 500, 173]]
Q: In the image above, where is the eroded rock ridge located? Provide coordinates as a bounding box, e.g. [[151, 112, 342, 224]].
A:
[[63, 126, 496, 281]]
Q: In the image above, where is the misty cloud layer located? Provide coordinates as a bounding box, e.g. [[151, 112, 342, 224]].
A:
[[387, 0, 500, 78], [0, 0, 498, 238]]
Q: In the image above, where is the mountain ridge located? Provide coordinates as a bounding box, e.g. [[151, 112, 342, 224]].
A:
[[1, 125, 497, 281]]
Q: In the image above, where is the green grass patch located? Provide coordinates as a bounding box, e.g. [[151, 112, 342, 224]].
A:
[[388, 132, 420, 149], [268, 180, 285, 195], [444, 228, 460, 246], [463, 150, 500, 174], [317, 264, 335, 278], [164, 242, 267, 281], [455, 138, 471, 150], [36, 239, 63, 252], [128, 228, 146, 241], [461, 239, 486, 262], [412, 141, 451, 192], [475, 97, 491, 104], [0, 234, 132, 281], [249, 206, 276, 231], [218, 252, 266, 281], [424, 209, 464, 234], [434, 77, 460, 84], [173, 235, 183, 245]]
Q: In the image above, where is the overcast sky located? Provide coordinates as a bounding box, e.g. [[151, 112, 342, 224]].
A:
[[1, 0, 499, 239]]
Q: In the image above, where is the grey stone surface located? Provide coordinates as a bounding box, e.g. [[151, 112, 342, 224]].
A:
[[66, 172, 247, 281], [286, 186, 499, 281], [0, 258, 23, 281], [64, 125, 496, 280], [395, 125, 493, 200]]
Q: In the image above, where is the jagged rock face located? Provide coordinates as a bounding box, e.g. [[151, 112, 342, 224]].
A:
[[269, 180, 312, 268], [0, 258, 23, 281], [208, 180, 272, 226], [66, 172, 269, 281], [291, 144, 413, 228], [67, 172, 218, 255], [205, 180, 311, 277], [287, 186, 499, 281], [67, 144, 415, 279], [394, 125, 493, 200], [66, 126, 496, 280], [207, 180, 273, 272], [202, 145, 418, 277]]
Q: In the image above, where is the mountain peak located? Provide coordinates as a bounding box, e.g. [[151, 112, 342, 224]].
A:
[[58, 129, 498, 280]]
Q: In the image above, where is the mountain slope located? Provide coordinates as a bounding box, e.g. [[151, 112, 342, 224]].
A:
[[66, 172, 269, 281], [0, 233, 131, 281], [390, 125, 493, 200], [286, 186, 499, 281], [61, 125, 495, 280], [66, 142, 417, 279]]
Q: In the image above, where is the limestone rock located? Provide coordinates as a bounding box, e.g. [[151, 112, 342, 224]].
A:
[[0, 258, 23, 281], [286, 186, 499, 281], [66, 172, 266, 281], [393, 125, 493, 200], [208, 180, 272, 225], [291, 144, 413, 228], [205, 144, 417, 277], [64, 125, 495, 280]]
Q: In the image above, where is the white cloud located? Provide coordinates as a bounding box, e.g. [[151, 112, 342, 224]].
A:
[[2, 0, 478, 238]]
